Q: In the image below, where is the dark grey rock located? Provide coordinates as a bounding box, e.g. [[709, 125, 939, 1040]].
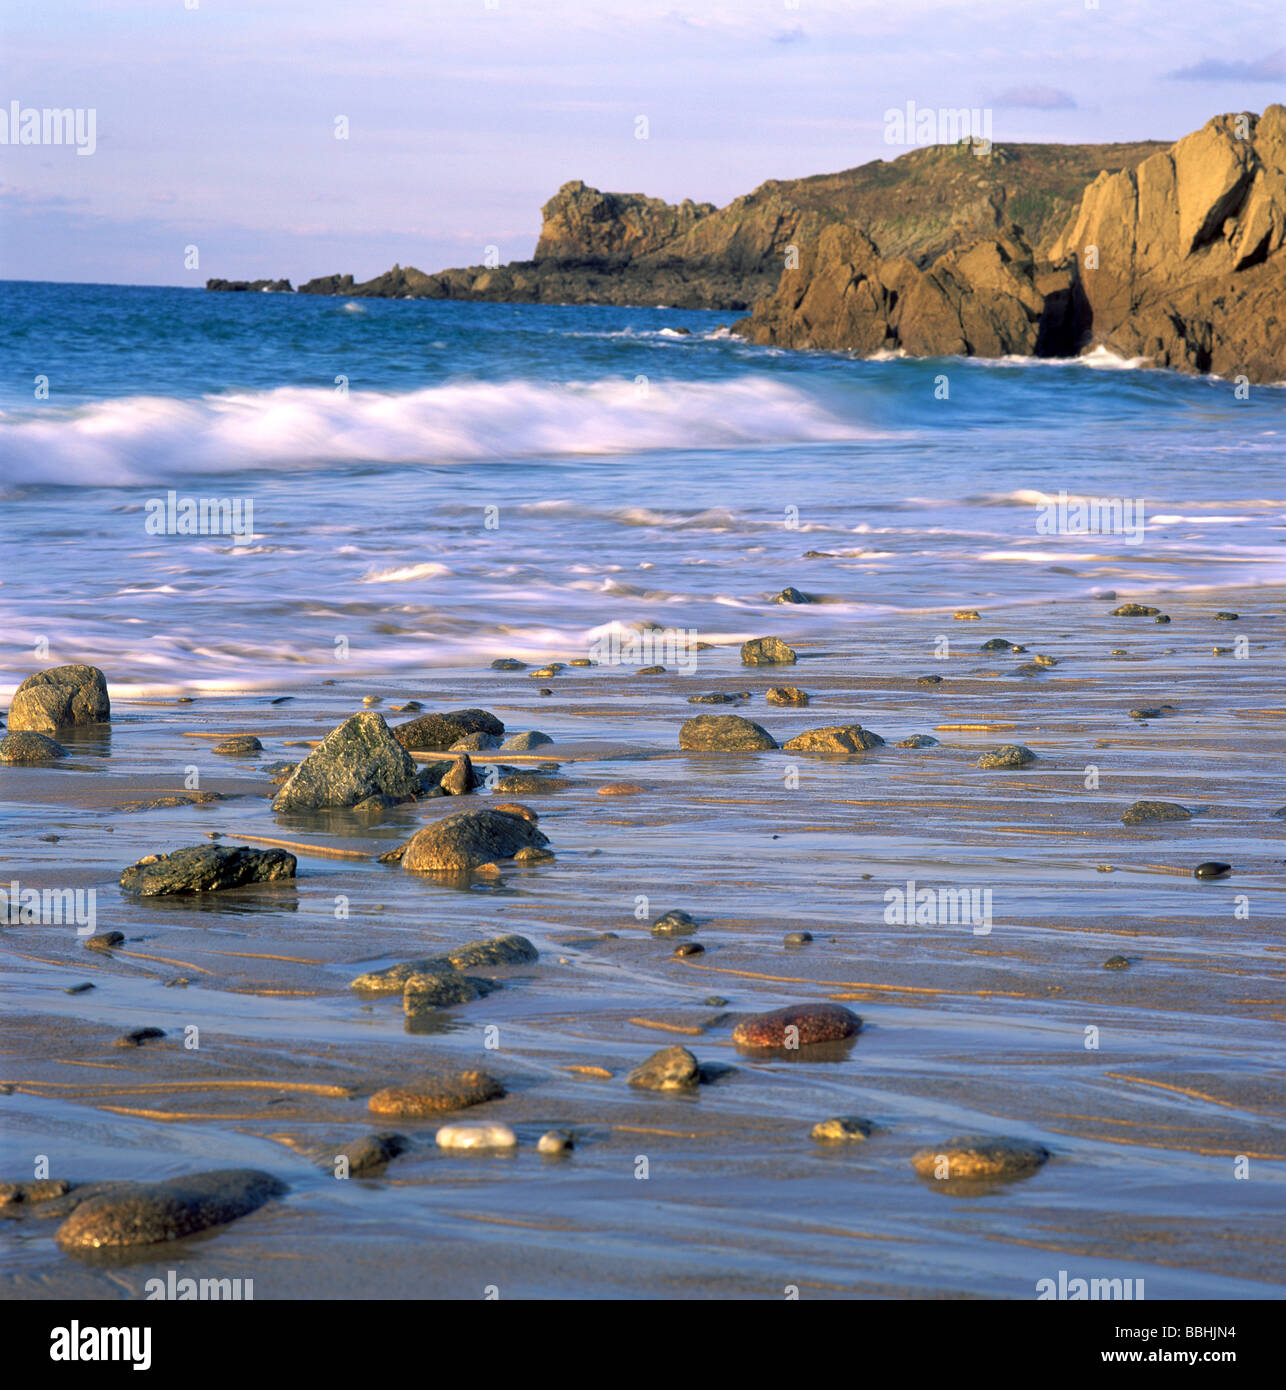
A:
[[1121, 800, 1191, 825], [392, 708, 505, 751], [55, 1169, 286, 1251], [213, 735, 263, 756], [0, 731, 67, 763], [120, 845, 295, 896], [272, 711, 421, 811], [679, 714, 778, 751], [976, 744, 1037, 769], [336, 1133, 409, 1174], [651, 909, 698, 936], [85, 931, 125, 952]]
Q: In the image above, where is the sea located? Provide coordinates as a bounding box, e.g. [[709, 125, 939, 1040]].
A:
[[2, 279, 1284, 695]]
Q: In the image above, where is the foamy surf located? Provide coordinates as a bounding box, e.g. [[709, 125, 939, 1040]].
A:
[[0, 375, 871, 488]]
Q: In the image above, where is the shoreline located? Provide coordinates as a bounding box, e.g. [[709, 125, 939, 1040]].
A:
[[4, 583, 1285, 1297]]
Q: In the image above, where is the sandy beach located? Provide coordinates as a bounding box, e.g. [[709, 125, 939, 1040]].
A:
[[4, 584, 1284, 1299]]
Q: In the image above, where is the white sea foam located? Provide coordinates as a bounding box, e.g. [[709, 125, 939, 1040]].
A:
[[0, 376, 872, 487], [361, 560, 452, 583]]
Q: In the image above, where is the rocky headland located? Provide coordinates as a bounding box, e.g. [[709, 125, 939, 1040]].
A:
[[206, 106, 1285, 381]]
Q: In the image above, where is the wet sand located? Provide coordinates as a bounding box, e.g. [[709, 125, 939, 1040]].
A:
[[3, 587, 1285, 1298]]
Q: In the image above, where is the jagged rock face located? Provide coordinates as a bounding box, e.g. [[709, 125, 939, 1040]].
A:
[[1049, 106, 1286, 378], [739, 107, 1285, 381], [534, 181, 717, 261], [738, 223, 1080, 358]]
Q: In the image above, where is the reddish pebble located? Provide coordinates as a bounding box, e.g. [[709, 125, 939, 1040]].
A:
[[732, 1003, 861, 1049]]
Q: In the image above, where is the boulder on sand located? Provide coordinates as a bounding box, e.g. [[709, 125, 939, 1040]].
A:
[[120, 845, 296, 896], [400, 809, 549, 873], [272, 711, 421, 811], [7, 665, 110, 733]]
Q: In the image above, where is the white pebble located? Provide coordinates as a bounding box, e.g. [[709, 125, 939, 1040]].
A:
[[537, 1130, 574, 1155], [435, 1121, 517, 1151]]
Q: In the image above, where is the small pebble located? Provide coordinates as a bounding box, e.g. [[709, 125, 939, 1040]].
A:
[[537, 1130, 574, 1155], [651, 909, 699, 936], [783, 931, 813, 946], [733, 1004, 861, 1050], [85, 931, 125, 952], [597, 781, 646, 796], [435, 1121, 517, 1151], [338, 1132, 409, 1174], [113, 1027, 166, 1048], [1213, 611, 1239, 621], [1103, 955, 1131, 970], [1194, 861, 1231, 879], [627, 1046, 701, 1091], [811, 1116, 874, 1143], [369, 1071, 505, 1117], [911, 1136, 1050, 1182], [64, 982, 95, 995], [673, 942, 704, 957], [976, 743, 1037, 769]]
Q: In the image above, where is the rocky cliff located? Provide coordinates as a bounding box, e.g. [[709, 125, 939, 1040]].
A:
[[738, 108, 1286, 381], [203, 111, 1284, 381], [208, 137, 1163, 312]]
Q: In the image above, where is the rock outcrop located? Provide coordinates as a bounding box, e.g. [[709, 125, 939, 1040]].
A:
[[534, 181, 717, 261], [736, 223, 1084, 358], [740, 108, 1286, 381], [1046, 107, 1286, 379], [210, 138, 1163, 312], [203, 278, 293, 293], [204, 111, 1285, 380]]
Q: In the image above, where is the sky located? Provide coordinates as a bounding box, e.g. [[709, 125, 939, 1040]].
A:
[[1, 0, 1283, 286]]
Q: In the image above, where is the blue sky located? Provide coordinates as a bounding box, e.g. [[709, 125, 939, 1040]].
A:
[[1, 0, 1282, 286]]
